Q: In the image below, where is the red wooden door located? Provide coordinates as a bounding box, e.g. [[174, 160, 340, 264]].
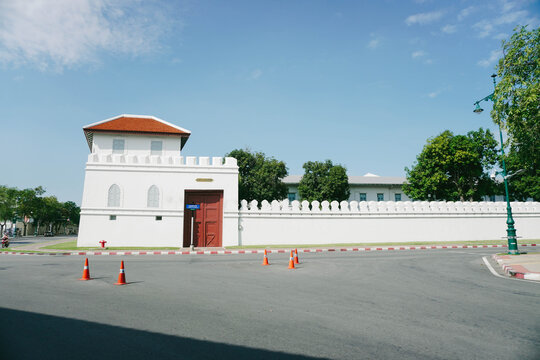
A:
[[183, 191, 223, 248]]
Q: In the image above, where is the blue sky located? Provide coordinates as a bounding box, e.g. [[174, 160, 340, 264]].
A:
[[1, 0, 538, 204]]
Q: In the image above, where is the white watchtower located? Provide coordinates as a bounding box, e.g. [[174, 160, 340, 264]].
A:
[[77, 115, 239, 248]]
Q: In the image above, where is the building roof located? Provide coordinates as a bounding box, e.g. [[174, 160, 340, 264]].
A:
[[283, 174, 406, 186], [83, 115, 191, 151]]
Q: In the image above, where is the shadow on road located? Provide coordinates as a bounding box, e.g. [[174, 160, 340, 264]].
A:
[[0, 307, 326, 360]]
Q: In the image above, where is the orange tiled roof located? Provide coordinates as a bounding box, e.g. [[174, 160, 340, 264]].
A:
[[83, 115, 191, 151], [85, 116, 189, 135]]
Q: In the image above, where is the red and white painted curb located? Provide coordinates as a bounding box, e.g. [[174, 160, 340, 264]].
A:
[[492, 254, 540, 281], [0, 243, 536, 257]]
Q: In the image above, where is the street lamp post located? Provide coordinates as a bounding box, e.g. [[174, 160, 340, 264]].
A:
[[473, 74, 519, 255]]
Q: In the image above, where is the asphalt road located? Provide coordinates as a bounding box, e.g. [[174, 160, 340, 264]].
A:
[[1, 248, 539, 359]]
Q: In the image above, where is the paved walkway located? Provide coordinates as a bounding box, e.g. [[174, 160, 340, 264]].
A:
[[10, 237, 75, 252], [492, 253, 540, 281]]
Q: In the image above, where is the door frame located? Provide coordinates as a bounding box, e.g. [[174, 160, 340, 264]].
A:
[[183, 190, 224, 248]]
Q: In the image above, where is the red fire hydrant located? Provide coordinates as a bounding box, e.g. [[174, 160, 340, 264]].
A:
[[99, 240, 107, 248]]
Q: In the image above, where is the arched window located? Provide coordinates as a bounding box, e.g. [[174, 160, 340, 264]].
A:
[[108, 184, 121, 207], [147, 185, 160, 208]]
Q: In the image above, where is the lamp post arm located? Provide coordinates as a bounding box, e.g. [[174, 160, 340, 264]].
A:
[[504, 169, 525, 179], [473, 93, 494, 106]]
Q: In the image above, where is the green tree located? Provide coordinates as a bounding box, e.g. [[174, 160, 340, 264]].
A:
[[298, 160, 350, 202], [491, 26, 540, 200], [226, 149, 288, 202], [34, 196, 65, 234], [16, 186, 45, 236], [62, 201, 80, 226], [403, 129, 498, 201], [0, 186, 18, 235]]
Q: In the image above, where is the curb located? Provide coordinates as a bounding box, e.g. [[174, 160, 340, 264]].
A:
[[491, 254, 540, 281], [1, 243, 536, 257]]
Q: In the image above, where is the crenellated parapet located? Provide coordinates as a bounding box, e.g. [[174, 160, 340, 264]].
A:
[[87, 154, 238, 168], [239, 199, 540, 215]]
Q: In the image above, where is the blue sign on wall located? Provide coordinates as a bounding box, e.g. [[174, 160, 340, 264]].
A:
[[186, 204, 200, 210]]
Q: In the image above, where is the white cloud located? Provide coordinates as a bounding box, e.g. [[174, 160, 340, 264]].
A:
[[472, 8, 537, 39], [473, 20, 495, 38], [427, 86, 452, 98], [478, 50, 503, 67], [457, 6, 475, 21], [502, 0, 519, 13], [0, 0, 178, 71], [441, 24, 457, 34], [411, 50, 433, 64], [250, 69, 263, 80], [367, 34, 382, 49], [493, 33, 509, 40], [405, 11, 444, 26], [411, 50, 426, 58], [368, 38, 379, 48], [497, 10, 530, 24]]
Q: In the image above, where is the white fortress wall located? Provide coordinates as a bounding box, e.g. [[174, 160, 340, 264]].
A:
[[238, 200, 540, 245], [77, 155, 238, 247]]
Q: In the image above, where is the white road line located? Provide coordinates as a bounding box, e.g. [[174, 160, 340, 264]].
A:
[[482, 256, 540, 284], [482, 256, 506, 278]]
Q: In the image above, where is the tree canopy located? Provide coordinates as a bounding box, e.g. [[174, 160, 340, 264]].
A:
[[0, 185, 80, 235], [226, 149, 288, 202], [16, 186, 45, 222], [403, 129, 498, 201], [491, 26, 540, 200], [298, 160, 350, 202], [0, 186, 18, 234]]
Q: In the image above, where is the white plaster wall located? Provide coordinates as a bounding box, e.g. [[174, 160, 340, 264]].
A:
[[238, 200, 540, 245], [78, 155, 238, 247], [79, 214, 183, 247], [92, 133, 182, 157]]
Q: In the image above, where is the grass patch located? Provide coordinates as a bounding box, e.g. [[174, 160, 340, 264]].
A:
[[43, 240, 178, 251], [225, 239, 540, 249]]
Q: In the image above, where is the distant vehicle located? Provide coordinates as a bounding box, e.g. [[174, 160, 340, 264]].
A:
[[1, 235, 9, 248], [44, 231, 54, 237]]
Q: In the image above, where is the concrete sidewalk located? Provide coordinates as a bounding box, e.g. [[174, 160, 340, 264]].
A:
[[492, 253, 540, 281]]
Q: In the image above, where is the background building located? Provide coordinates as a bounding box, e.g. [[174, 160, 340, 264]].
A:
[[284, 173, 410, 202]]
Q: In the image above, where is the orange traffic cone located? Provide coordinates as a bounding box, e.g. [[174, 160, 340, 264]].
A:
[[288, 250, 295, 269], [114, 260, 127, 285], [79, 258, 91, 280], [294, 248, 300, 264], [262, 249, 270, 266]]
